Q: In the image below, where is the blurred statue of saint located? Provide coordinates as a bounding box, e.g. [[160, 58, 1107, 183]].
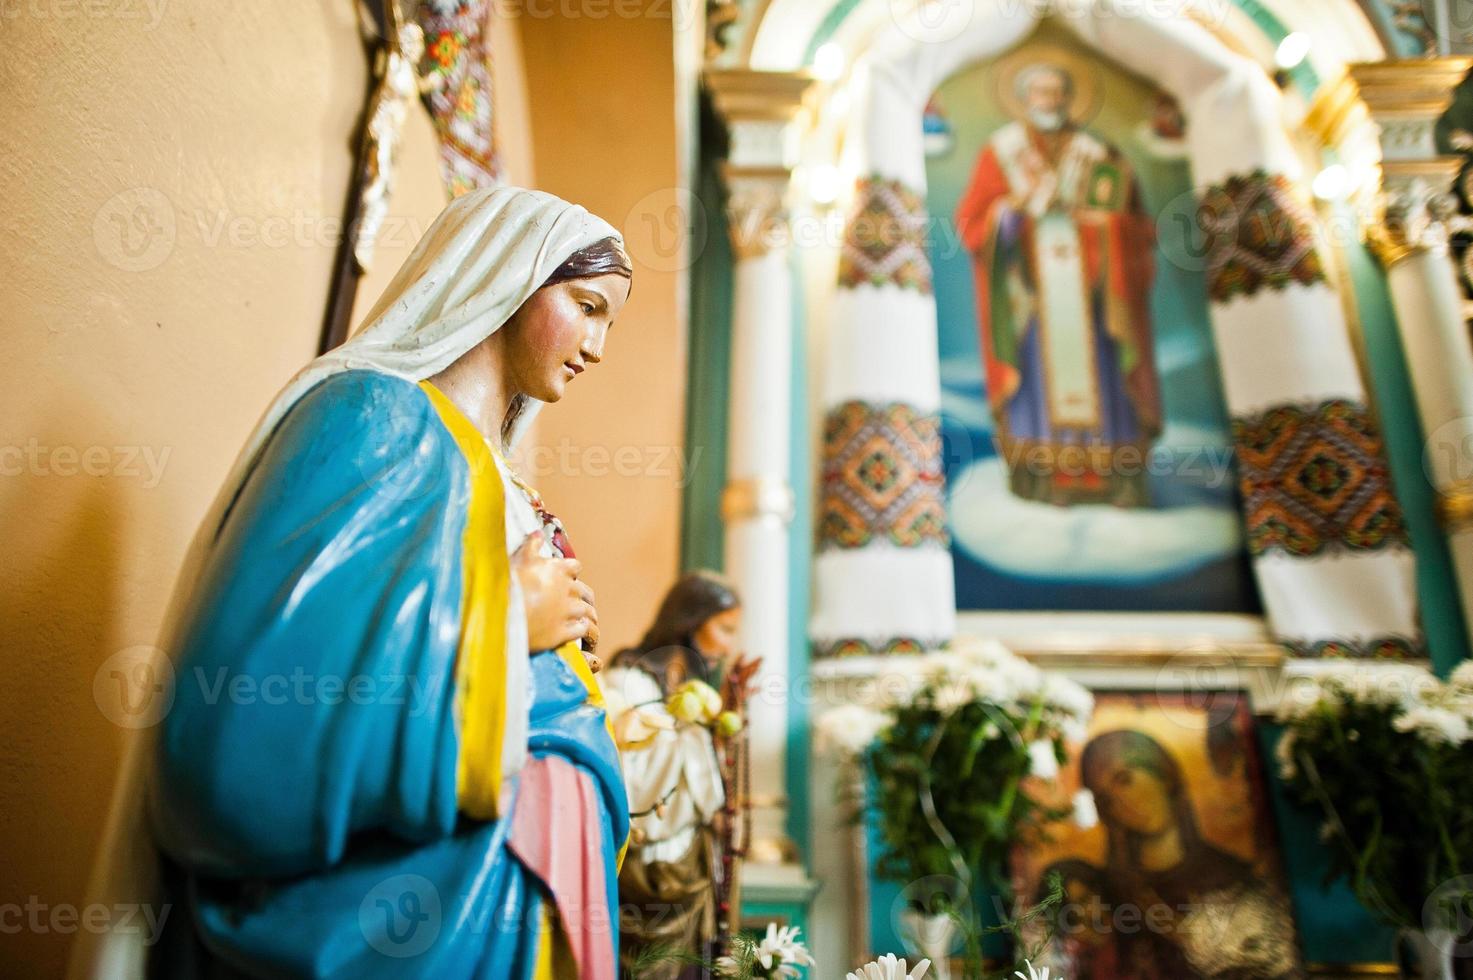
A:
[[600, 572, 761, 980], [955, 55, 1163, 507]]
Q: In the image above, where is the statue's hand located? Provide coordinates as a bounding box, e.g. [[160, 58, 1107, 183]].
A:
[[511, 531, 598, 656]]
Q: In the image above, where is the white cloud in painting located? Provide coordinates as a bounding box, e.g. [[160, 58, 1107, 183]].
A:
[[938, 354, 984, 389], [947, 457, 1241, 582], [938, 354, 994, 433]]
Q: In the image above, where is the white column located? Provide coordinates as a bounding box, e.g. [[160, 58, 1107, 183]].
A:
[[1378, 189, 1473, 655], [706, 68, 814, 869], [1336, 58, 1473, 653], [722, 180, 797, 862]]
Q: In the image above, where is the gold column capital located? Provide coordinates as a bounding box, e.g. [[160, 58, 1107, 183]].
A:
[[1347, 58, 1473, 115], [1436, 480, 1473, 533], [705, 70, 817, 259], [1366, 171, 1463, 269], [1303, 60, 1473, 152], [1304, 59, 1473, 270], [721, 165, 793, 258], [703, 68, 816, 123]]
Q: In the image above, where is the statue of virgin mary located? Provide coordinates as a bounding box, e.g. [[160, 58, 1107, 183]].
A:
[[78, 187, 633, 979]]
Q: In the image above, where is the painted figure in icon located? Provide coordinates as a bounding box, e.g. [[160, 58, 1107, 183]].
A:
[[141, 187, 633, 978], [1036, 730, 1298, 979], [601, 572, 761, 980], [956, 59, 1163, 507]]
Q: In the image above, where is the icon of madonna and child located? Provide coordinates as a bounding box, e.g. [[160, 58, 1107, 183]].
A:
[[76, 187, 673, 979], [1015, 694, 1302, 980]]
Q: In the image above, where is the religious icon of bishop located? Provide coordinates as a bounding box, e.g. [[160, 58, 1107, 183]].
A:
[[956, 58, 1164, 508]]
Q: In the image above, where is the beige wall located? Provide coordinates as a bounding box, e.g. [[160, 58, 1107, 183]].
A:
[[0, 3, 682, 975], [0, 4, 365, 974], [516, 5, 687, 652]]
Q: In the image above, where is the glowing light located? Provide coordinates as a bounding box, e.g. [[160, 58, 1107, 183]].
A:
[[1312, 164, 1351, 201], [1275, 32, 1311, 70], [809, 164, 842, 205], [813, 42, 845, 82]]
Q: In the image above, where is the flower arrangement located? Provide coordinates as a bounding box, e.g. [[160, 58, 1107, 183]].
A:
[[846, 952, 932, 979], [815, 637, 1093, 977], [1275, 661, 1473, 935], [713, 923, 816, 978]]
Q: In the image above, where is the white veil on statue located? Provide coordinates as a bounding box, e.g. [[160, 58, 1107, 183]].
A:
[[70, 185, 623, 979], [221, 184, 620, 536]]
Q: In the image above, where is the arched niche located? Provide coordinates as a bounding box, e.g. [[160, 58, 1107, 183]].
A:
[[802, 0, 1420, 660]]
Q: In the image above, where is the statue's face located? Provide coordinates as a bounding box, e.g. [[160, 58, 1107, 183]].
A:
[[503, 272, 631, 402], [1023, 68, 1070, 132], [692, 606, 742, 661]]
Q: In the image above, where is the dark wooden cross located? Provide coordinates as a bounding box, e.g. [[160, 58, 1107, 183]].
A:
[[318, 0, 399, 354]]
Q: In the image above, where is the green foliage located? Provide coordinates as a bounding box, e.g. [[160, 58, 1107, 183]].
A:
[[860, 684, 1073, 980], [1278, 683, 1473, 929], [866, 694, 1068, 900], [625, 938, 712, 978]]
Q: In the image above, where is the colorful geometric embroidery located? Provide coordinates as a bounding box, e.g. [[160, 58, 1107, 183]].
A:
[[1233, 399, 1408, 558], [1198, 170, 1326, 303], [819, 401, 948, 550], [815, 636, 933, 659], [1281, 634, 1426, 660], [417, 0, 501, 197], [838, 176, 933, 294]]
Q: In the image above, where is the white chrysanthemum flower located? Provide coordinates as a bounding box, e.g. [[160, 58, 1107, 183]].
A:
[[993, 657, 1045, 705], [922, 650, 967, 675], [1015, 959, 1051, 980], [1449, 660, 1473, 698], [872, 660, 928, 708], [932, 677, 976, 713], [1276, 677, 1339, 723], [1447, 691, 1473, 721], [1027, 739, 1060, 779], [754, 923, 814, 976], [1274, 730, 1297, 780], [714, 954, 740, 977], [1393, 704, 1471, 746], [847, 952, 932, 980], [958, 663, 1000, 702], [815, 704, 891, 757], [1356, 665, 1444, 710], [1040, 672, 1093, 719], [1060, 715, 1089, 745], [951, 634, 1011, 663], [1072, 788, 1099, 829]]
